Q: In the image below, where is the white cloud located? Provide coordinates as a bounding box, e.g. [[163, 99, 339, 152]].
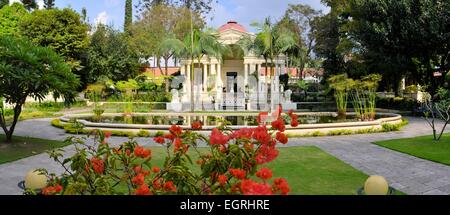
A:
[[37, 0, 44, 9], [10, 0, 45, 9], [9, 0, 21, 4], [94, 11, 109, 25]]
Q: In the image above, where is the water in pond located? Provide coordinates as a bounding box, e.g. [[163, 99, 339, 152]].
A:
[[74, 114, 384, 126]]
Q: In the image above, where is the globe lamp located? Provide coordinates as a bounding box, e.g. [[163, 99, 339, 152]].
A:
[[24, 170, 47, 190], [364, 175, 389, 195]]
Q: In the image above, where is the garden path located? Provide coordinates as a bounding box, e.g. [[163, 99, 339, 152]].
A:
[[1, 117, 450, 195]]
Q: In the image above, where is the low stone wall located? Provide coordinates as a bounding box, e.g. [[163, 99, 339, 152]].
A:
[[59, 112, 402, 135]]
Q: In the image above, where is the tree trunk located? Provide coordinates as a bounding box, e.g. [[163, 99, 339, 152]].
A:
[[164, 57, 170, 93], [190, 61, 195, 112], [2, 102, 23, 143]]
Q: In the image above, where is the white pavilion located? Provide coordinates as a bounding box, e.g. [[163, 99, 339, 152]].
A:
[[168, 21, 295, 112]]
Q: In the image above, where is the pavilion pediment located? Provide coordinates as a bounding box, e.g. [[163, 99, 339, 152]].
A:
[[219, 29, 253, 45]]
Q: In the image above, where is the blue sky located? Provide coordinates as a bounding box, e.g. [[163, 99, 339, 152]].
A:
[[11, 0, 329, 31]]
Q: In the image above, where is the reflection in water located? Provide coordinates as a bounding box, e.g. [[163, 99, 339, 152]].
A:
[[75, 114, 385, 126]]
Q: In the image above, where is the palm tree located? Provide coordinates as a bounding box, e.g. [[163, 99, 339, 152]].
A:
[[237, 34, 265, 110], [250, 18, 296, 110], [158, 36, 184, 92], [178, 28, 229, 112]]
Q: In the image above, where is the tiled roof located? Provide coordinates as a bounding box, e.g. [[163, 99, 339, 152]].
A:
[[142, 67, 180, 76], [218, 21, 247, 33]]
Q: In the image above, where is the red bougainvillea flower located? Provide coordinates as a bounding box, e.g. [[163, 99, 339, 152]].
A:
[[164, 133, 175, 141], [173, 138, 183, 152], [287, 109, 294, 116], [290, 114, 299, 127], [276, 132, 288, 144], [218, 174, 228, 186], [152, 166, 160, 173], [271, 118, 286, 132], [163, 181, 177, 192], [90, 157, 104, 174], [134, 146, 151, 159], [256, 167, 273, 180], [255, 144, 279, 164], [104, 131, 112, 139], [42, 184, 63, 195], [210, 128, 229, 145], [219, 145, 227, 153], [153, 136, 165, 144], [243, 143, 254, 152], [133, 166, 150, 176], [135, 183, 151, 195], [126, 149, 131, 156], [252, 126, 271, 145], [152, 179, 162, 190], [191, 121, 203, 130], [273, 178, 290, 195], [229, 168, 246, 180], [257, 112, 268, 124], [230, 128, 254, 140], [169, 124, 183, 136], [132, 173, 145, 185], [240, 179, 273, 195]]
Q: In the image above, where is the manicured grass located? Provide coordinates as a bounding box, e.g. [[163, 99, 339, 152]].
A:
[[266, 146, 370, 195], [146, 146, 384, 195], [374, 133, 450, 166], [0, 134, 70, 164]]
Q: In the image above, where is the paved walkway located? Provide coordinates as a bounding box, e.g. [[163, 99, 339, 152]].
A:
[[1, 117, 450, 195]]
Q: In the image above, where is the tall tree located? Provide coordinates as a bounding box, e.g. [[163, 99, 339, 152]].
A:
[[84, 24, 140, 83], [137, 0, 215, 16], [0, 36, 79, 142], [43, 0, 55, 9], [130, 4, 204, 81], [0, 0, 9, 9], [180, 28, 229, 111], [251, 18, 296, 108], [19, 8, 89, 86], [124, 0, 132, 33], [280, 4, 321, 79], [0, 2, 28, 37], [81, 7, 87, 23], [20, 0, 37, 11], [347, 0, 450, 94]]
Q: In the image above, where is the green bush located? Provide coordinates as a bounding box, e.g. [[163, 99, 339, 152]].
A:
[[376, 97, 418, 111], [137, 129, 151, 137]]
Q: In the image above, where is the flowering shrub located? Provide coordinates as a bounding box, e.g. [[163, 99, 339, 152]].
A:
[[33, 110, 299, 195]]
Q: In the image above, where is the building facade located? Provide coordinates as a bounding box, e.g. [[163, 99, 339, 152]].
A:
[[168, 21, 295, 112]]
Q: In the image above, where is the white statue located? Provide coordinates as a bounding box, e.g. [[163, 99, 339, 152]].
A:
[[171, 89, 180, 103], [284, 90, 292, 102]]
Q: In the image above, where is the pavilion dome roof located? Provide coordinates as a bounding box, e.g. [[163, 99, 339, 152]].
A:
[[218, 21, 248, 33]]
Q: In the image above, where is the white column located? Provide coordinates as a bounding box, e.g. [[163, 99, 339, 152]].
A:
[[244, 63, 248, 91], [203, 63, 208, 93], [217, 63, 222, 110], [180, 64, 186, 93], [186, 63, 191, 95]]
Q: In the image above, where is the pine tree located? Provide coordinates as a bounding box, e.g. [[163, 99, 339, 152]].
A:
[[43, 0, 55, 9], [124, 0, 132, 33], [20, 0, 37, 11]]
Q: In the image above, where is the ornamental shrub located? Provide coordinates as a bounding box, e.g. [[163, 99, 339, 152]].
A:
[[30, 111, 298, 195]]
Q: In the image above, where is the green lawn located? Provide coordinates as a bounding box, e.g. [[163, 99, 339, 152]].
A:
[[0, 134, 70, 164], [147, 146, 381, 195], [374, 133, 450, 166]]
